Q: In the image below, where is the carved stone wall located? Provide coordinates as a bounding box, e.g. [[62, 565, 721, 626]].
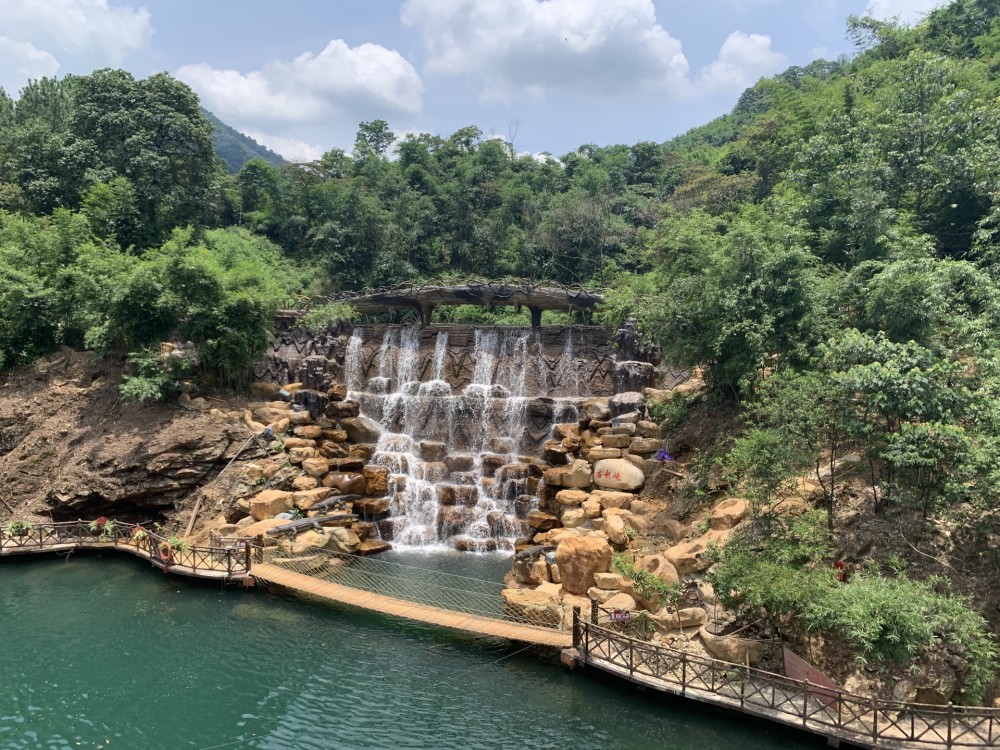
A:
[[255, 324, 618, 398]]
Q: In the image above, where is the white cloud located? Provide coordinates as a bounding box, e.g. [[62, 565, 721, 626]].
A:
[[864, 0, 946, 24], [698, 31, 787, 93], [401, 0, 690, 101], [0, 0, 150, 64], [0, 37, 60, 95], [243, 131, 325, 163], [176, 39, 423, 130]]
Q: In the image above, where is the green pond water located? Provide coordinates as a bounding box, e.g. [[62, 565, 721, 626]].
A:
[[0, 551, 818, 750]]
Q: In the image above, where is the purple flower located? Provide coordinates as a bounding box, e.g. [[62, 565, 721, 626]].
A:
[[655, 448, 674, 462]]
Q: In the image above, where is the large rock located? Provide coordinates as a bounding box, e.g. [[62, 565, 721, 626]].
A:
[[363, 465, 390, 495], [321, 472, 367, 494], [500, 587, 562, 627], [592, 459, 644, 491], [711, 497, 749, 530], [582, 398, 611, 421], [556, 489, 588, 507], [610, 391, 646, 418], [279, 529, 328, 555], [250, 489, 294, 521], [292, 487, 334, 511], [634, 554, 680, 585], [341, 416, 382, 443], [665, 538, 710, 575], [628, 437, 661, 455], [603, 513, 629, 545], [561, 507, 588, 529], [326, 400, 361, 419], [652, 607, 707, 632], [527, 510, 560, 532], [700, 627, 765, 666], [301, 456, 331, 478], [237, 518, 287, 538], [287, 446, 318, 464], [325, 526, 361, 554], [543, 459, 593, 489], [603, 592, 638, 611], [590, 490, 633, 509], [555, 536, 613, 595]]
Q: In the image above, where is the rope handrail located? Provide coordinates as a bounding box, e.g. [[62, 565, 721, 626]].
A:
[[576, 619, 1000, 748], [261, 545, 568, 631]]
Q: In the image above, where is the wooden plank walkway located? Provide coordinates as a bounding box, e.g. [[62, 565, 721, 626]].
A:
[[251, 562, 573, 647]]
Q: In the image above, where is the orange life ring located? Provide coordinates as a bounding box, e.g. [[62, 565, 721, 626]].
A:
[[158, 541, 174, 564]]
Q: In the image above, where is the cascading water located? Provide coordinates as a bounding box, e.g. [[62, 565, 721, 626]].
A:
[[344, 325, 584, 552]]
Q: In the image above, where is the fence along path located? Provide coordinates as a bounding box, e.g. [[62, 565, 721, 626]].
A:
[[0, 520, 252, 581], [250, 545, 573, 647], [574, 614, 1000, 750]]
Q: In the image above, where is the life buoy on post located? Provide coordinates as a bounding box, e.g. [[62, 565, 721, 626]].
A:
[[158, 540, 174, 568]]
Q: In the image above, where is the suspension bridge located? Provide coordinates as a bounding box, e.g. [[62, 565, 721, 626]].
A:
[[4, 520, 1000, 748]]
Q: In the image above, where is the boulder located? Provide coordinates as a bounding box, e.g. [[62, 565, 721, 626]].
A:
[[293, 487, 334, 512], [586, 447, 622, 461], [555, 536, 613, 595], [556, 489, 588, 507], [327, 383, 348, 401], [527, 510, 560, 532], [581, 398, 611, 421], [288, 446, 319, 464], [301, 456, 331, 478], [363, 465, 390, 495], [665, 539, 710, 575], [326, 400, 361, 419], [604, 513, 629, 545], [544, 459, 593, 489], [628, 437, 661, 455], [590, 490, 633, 509], [500, 587, 562, 628], [341, 416, 382, 444], [711, 497, 749, 530], [279, 529, 329, 555], [293, 425, 324, 439], [354, 497, 391, 518], [581, 498, 603, 518], [593, 572, 625, 590], [700, 627, 765, 666], [592, 459, 644, 491], [636, 420, 660, 438], [321, 472, 367, 495], [634, 554, 680, 585], [652, 607, 707, 632], [561, 508, 588, 529], [601, 434, 631, 449], [237, 518, 287, 538], [603, 592, 638, 612], [610, 391, 646, 418], [250, 489, 294, 521], [325, 526, 362, 554], [292, 475, 319, 491], [283, 437, 316, 450], [554, 423, 579, 439]]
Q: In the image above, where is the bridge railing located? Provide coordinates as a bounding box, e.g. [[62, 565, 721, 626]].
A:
[[574, 616, 1000, 749], [0, 520, 251, 577], [262, 545, 568, 631]]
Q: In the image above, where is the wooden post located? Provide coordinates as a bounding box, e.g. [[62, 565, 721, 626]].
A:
[[740, 666, 746, 708], [590, 599, 597, 625], [628, 637, 634, 675], [572, 606, 581, 648], [947, 703, 953, 749], [681, 652, 687, 696], [802, 679, 809, 725], [872, 697, 879, 743]]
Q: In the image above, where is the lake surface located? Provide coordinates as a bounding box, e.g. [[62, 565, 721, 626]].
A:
[[0, 551, 818, 750]]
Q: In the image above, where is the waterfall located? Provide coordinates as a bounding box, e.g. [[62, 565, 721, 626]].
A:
[[344, 324, 590, 552]]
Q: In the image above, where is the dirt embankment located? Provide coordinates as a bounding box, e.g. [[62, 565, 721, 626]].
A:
[[0, 348, 249, 528]]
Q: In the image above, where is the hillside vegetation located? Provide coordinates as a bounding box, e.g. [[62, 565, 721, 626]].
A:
[[1, 0, 1000, 702]]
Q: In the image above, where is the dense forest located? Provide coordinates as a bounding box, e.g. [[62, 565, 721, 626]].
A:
[[3, 0, 1000, 702]]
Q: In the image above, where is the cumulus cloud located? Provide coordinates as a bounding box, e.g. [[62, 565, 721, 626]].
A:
[[0, 0, 150, 67], [243, 131, 325, 163], [864, 0, 946, 24], [176, 39, 423, 130], [0, 0, 150, 94], [698, 31, 787, 93], [0, 37, 60, 95], [401, 0, 690, 101]]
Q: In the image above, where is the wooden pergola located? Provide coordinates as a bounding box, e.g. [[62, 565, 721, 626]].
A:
[[342, 281, 604, 327]]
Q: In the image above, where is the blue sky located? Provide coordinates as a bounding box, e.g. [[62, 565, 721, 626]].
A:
[[0, 0, 945, 161]]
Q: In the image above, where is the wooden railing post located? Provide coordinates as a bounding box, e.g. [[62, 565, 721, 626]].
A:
[[590, 599, 597, 625], [681, 652, 687, 696], [245, 541, 252, 572], [740, 666, 746, 708], [628, 636, 634, 676], [572, 606, 581, 648], [947, 703, 953, 750], [802, 680, 809, 725], [872, 697, 879, 743]]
